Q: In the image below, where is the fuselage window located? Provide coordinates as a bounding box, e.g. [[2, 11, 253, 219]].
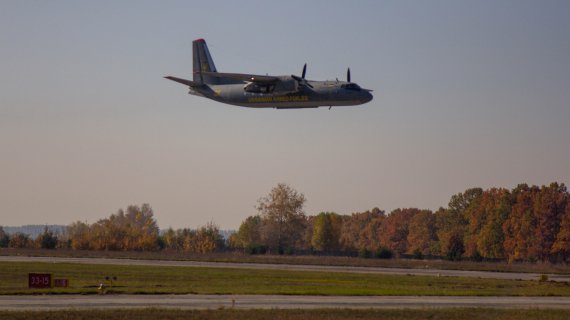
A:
[[341, 83, 361, 91]]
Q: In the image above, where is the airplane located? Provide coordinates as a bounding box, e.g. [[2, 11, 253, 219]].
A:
[[165, 39, 373, 109]]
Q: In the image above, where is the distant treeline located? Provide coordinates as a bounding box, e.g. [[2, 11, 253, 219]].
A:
[[1, 182, 569, 263], [1, 225, 66, 238]]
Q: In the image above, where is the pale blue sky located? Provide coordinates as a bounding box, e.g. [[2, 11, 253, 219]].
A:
[[1, 1, 569, 229]]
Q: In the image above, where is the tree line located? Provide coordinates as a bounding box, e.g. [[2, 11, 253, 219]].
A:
[[1, 182, 569, 263], [230, 182, 570, 263], [0, 204, 225, 254]]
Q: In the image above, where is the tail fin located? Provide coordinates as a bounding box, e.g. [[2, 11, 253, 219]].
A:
[[193, 39, 218, 84]]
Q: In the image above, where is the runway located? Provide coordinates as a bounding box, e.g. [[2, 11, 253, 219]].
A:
[[1, 294, 570, 310], [2, 255, 570, 282]]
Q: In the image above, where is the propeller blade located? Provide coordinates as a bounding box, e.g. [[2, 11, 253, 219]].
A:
[[347, 68, 351, 83], [292, 65, 313, 89]]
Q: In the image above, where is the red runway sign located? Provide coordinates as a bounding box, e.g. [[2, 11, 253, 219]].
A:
[[54, 279, 69, 288], [28, 273, 52, 288]]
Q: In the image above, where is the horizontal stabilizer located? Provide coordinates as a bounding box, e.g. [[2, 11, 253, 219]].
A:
[[201, 72, 279, 84], [164, 76, 203, 87]]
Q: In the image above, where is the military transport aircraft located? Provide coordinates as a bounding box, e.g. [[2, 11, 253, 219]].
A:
[[165, 39, 373, 109]]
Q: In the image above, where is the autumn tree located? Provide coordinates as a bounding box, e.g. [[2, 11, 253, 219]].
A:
[[167, 223, 225, 253], [257, 183, 307, 253], [477, 189, 511, 259], [503, 184, 535, 262], [436, 188, 482, 259], [339, 208, 385, 252], [302, 215, 315, 251], [311, 212, 343, 252], [463, 188, 511, 259], [160, 228, 181, 251], [407, 209, 436, 256], [379, 208, 419, 255], [193, 222, 225, 253], [552, 204, 570, 262], [8, 232, 31, 248], [66, 204, 159, 251], [529, 183, 568, 261], [67, 221, 91, 250]]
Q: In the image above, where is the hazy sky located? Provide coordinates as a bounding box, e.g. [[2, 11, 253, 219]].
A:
[[1, 1, 569, 229]]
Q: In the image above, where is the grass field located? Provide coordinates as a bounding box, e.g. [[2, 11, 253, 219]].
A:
[[1, 308, 569, 320], [2, 261, 570, 296], [3, 248, 570, 275]]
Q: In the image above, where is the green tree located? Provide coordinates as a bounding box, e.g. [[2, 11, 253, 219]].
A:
[[311, 212, 343, 252], [235, 215, 262, 250], [257, 183, 307, 253], [0, 226, 9, 248], [35, 226, 58, 249]]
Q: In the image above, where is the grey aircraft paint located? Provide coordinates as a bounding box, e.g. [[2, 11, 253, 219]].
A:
[[165, 39, 373, 109]]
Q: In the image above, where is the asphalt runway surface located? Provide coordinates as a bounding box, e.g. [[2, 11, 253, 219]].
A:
[[1, 294, 570, 310], [2, 255, 570, 282]]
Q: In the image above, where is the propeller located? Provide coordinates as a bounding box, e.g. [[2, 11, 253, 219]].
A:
[[292, 63, 313, 88], [347, 68, 351, 83]]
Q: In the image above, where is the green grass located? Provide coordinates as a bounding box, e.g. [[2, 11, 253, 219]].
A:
[[2, 261, 570, 296], [1, 308, 569, 320]]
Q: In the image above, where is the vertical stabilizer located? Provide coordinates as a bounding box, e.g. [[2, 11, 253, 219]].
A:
[[193, 39, 218, 84]]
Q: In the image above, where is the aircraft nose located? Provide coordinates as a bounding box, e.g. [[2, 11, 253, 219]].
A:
[[362, 91, 373, 103]]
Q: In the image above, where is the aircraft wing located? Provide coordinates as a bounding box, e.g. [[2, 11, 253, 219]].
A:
[[201, 72, 279, 84], [164, 76, 204, 87]]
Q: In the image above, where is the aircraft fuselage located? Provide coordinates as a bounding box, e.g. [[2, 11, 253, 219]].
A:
[[191, 80, 372, 109]]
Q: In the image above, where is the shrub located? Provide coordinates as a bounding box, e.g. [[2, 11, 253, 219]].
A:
[[358, 248, 372, 259], [375, 247, 393, 259], [412, 249, 423, 260], [245, 244, 267, 255], [471, 250, 483, 262]]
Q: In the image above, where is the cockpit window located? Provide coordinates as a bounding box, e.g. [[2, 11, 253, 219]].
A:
[[341, 83, 361, 91]]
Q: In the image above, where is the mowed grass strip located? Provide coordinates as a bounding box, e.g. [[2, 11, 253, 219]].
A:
[[1, 308, 570, 320], [1, 261, 570, 296]]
